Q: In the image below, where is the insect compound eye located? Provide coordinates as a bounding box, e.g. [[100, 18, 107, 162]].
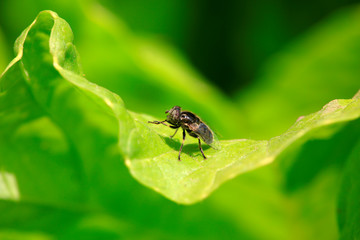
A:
[[166, 106, 181, 124]]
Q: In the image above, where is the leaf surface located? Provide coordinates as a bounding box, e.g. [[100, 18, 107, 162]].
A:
[[1, 11, 359, 207], [126, 92, 360, 204], [338, 139, 360, 239]]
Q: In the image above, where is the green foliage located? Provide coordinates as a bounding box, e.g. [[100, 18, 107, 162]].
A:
[[0, 27, 10, 74], [0, 6, 359, 240], [338, 140, 360, 239], [237, 5, 360, 139], [131, 95, 359, 204]]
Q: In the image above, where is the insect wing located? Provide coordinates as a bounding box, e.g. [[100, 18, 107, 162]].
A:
[[195, 122, 221, 150], [209, 131, 221, 150]]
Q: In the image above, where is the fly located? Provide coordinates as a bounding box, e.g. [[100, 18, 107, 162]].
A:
[[148, 106, 219, 161]]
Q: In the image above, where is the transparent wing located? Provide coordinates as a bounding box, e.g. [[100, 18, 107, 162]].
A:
[[208, 130, 221, 150], [195, 122, 221, 150]]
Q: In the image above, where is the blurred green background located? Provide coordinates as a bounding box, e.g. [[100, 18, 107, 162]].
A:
[[0, 0, 359, 239]]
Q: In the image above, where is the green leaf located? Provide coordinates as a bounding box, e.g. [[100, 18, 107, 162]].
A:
[[70, 2, 248, 139], [0, 200, 84, 237], [337, 139, 360, 239], [2, 6, 360, 240], [1, 7, 279, 239], [0, 12, 251, 240], [0, 12, 240, 240], [2, 10, 360, 207], [125, 91, 360, 204], [0, 27, 10, 74], [0, 230, 52, 240], [0, 11, 91, 206], [282, 118, 360, 192]]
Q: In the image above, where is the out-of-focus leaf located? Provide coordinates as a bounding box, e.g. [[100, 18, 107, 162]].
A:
[[0, 11, 88, 206], [0, 27, 10, 74], [237, 5, 360, 139], [282, 118, 360, 192], [337, 140, 360, 239], [73, 2, 248, 139], [0, 12, 89, 238], [58, 213, 204, 240], [209, 164, 341, 240], [0, 230, 52, 240], [0, 200, 85, 237], [97, 0, 187, 42], [0, 10, 112, 237]]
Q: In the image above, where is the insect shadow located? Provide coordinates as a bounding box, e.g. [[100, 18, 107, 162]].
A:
[[160, 135, 211, 159]]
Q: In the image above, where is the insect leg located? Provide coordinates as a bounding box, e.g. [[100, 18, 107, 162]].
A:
[[170, 127, 179, 138], [148, 120, 171, 127], [178, 129, 186, 161], [198, 138, 207, 159]]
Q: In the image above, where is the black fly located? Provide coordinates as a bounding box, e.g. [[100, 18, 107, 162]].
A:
[[148, 106, 218, 161]]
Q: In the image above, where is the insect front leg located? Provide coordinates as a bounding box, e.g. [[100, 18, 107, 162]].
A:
[[178, 129, 186, 161], [148, 120, 171, 127], [198, 138, 207, 159]]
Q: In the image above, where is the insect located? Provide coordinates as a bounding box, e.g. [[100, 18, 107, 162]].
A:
[[148, 106, 218, 161]]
